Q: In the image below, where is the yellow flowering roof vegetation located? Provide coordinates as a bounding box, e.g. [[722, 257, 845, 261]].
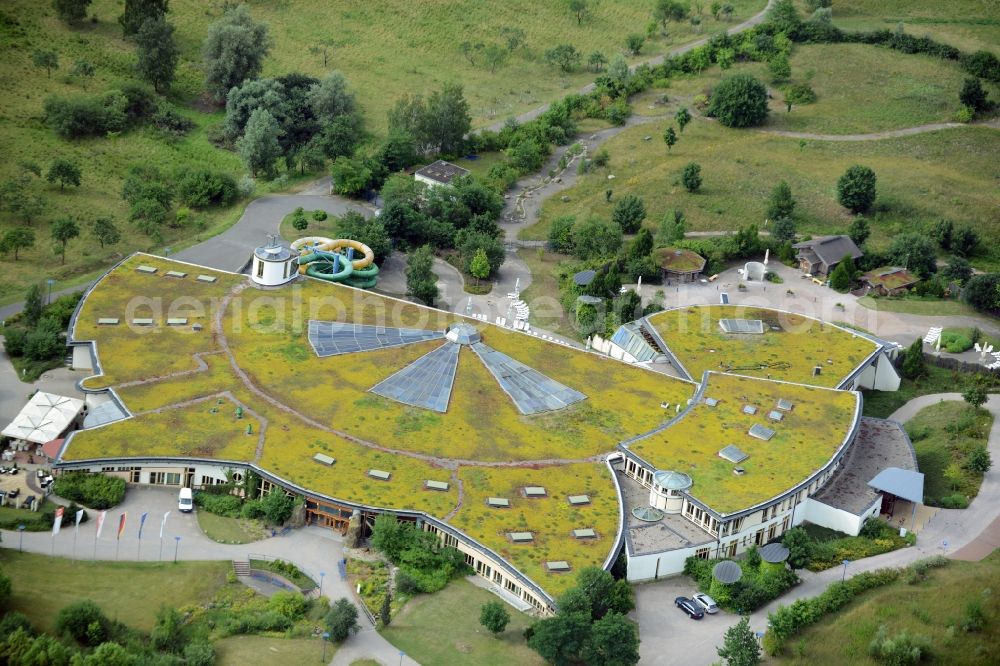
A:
[[626, 373, 860, 514], [646, 305, 878, 388], [450, 464, 619, 598]]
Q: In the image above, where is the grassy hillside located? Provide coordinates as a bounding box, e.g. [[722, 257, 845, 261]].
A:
[[526, 121, 1000, 265], [775, 553, 1000, 665], [830, 0, 1000, 55], [0, 0, 767, 304]]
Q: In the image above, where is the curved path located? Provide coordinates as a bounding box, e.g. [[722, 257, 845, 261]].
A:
[[635, 392, 1000, 665], [759, 116, 1000, 142]]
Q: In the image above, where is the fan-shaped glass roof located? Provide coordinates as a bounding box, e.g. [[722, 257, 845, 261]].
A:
[[653, 470, 693, 491]]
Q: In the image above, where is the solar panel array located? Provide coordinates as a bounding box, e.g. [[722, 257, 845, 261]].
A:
[[718, 318, 765, 334], [471, 343, 586, 415], [719, 444, 749, 463], [369, 343, 459, 412], [308, 321, 443, 357], [748, 424, 776, 441]]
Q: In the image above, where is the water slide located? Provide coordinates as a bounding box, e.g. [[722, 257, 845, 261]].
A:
[[291, 237, 379, 288]]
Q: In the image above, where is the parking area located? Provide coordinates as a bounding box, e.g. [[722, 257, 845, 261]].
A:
[[631, 576, 739, 666]]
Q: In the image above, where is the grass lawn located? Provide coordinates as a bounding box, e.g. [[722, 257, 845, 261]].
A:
[[903, 401, 993, 505], [350, 661, 382, 666], [279, 210, 343, 244], [830, 0, 1000, 55], [198, 510, 269, 545], [774, 552, 1000, 665], [861, 365, 999, 419], [0, 551, 229, 633], [857, 295, 977, 317], [215, 635, 331, 666], [524, 118, 1000, 267], [0, 498, 63, 531], [381, 579, 544, 666]]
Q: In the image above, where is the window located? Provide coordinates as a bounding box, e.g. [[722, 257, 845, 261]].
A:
[[101, 466, 114, 472], [695, 548, 710, 560], [166, 473, 181, 485], [754, 529, 765, 546], [465, 553, 475, 566], [256, 259, 264, 278], [130, 469, 140, 483], [150, 472, 165, 485]]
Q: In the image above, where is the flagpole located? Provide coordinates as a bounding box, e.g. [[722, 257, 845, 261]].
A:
[[137, 534, 142, 560], [159, 535, 164, 561], [115, 536, 120, 561], [73, 524, 78, 560]]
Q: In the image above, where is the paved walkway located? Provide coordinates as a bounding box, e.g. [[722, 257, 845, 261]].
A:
[[634, 391, 1000, 665], [0, 486, 418, 666]]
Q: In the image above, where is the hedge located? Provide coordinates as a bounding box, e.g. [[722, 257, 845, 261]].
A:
[[52, 472, 125, 509]]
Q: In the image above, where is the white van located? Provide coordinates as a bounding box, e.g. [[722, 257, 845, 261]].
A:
[[178, 487, 193, 513]]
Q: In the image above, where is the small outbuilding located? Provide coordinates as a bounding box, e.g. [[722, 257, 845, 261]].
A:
[[793, 236, 863, 276], [655, 247, 706, 284], [861, 267, 919, 296], [414, 160, 470, 188]]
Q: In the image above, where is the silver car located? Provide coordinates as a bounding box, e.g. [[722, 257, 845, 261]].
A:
[[692, 592, 719, 614]]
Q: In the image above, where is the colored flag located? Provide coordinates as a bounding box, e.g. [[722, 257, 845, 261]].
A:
[[75, 509, 84, 527], [117, 512, 127, 540], [160, 511, 171, 539], [52, 506, 65, 536], [138, 512, 149, 540], [95, 510, 107, 538]]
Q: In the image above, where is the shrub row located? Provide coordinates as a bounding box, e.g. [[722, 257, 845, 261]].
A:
[[684, 546, 800, 615], [52, 472, 125, 509]]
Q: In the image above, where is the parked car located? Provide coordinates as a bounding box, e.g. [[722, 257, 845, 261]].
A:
[[692, 593, 719, 614], [674, 596, 705, 619], [178, 487, 194, 513]]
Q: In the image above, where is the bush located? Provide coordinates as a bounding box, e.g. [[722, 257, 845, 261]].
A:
[[312, 210, 328, 221], [837, 165, 877, 214], [152, 108, 195, 137], [177, 169, 238, 208], [183, 641, 216, 666], [938, 493, 969, 509], [325, 598, 359, 642], [194, 492, 242, 517], [681, 162, 702, 192], [55, 600, 108, 646], [0, 611, 31, 639], [868, 625, 930, 665], [52, 472, 125, 510], [0, 568, 11, 611], [939, 330, 972, 353], [707, 72, 769, 127], [44, 92, 127, 139], [268, 591, 307, 619]]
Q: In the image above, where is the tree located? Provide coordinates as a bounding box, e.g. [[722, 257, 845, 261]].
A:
[[46, 158, 82, 190], [781, 527, 813, 569], [708, 72, 768, 128], [406, 245, 439, 306], [308, 71, 358, 122], [942, 257, 973, 285], [767, 0, 801, 34], [829, 258, 854, 292], [572, 216, 623, 260], [470, 248, 490, 285], [135, 17, 179, 93], [237, 108, 282, 178], [675, 107, 691, 132], [548, 215, 576, 253], [91, 217, 120, 248], [656, 209, 686, 246], [480, 601, 510, 637], [325, 598, 359, 642], [612, 194, 647, 234], [32, 49, 59, 78], [583, 612, 640, 666], [886, 233, 937, 278], [51, 216, 80, 265], [572, 567, 635, 620], [568, 0, 591, 25], [23, 284, 44, 327], [588, 51, 607, 72], [901, 338, 925, 380], [848, 216, 871, 247], [766, 180, 795, 220], [481, 44, 508, 73], [932, 219, 954, 250], [783, 83, 817, 111], [53, 0, 92, 25], [663, 126, 677, 151], [424, 83, 471, 156], [681, 162, 702, 193], [653, 0, 688, 29], [55, 600, 108, 645], [625, 33, 644, 55], [0, 228, 35, 261], [963, 273, 1000, 314], [960, 77, 989, 113], [379, 589, 391, 627], [71, 59, 95, 87], [119, 0, 168, 37], [528, 612, 591, 665], [963, 384, 988, 409], [968, 446, 992, 474], [203, 5, 271, 102], [718, 616, 762, 666], [501, 26, 526, 52], [769, 54, 791, 81], [545, 44, 581, 72], [836, 165, 878, 214], [952, 227, 980, 258], [771, 217, 796, 244], [606, 54, 630, 92], [292, 215, 308, 231]]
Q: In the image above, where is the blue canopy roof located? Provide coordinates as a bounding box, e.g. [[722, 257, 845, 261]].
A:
[[868, 467, 924, 504]]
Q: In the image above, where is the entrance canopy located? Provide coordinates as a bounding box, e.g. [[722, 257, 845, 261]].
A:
[[868, 467, 924, 504], [1, 392, 84, 444]]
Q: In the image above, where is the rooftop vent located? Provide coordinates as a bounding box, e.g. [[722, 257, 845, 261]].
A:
[[733, 467, 746, 475], [573, 528, 597, 539], [719, 319, 765, 334], [704, 397, 719, 407], [742, 405, 758, 416], [776, 399, 794, 411], [719, 445, 749, 463], [568, 495, 591, 505], [508, 532, 534, 543], [813, 365, 822, 376], [768, 410, 784, 422], [368, 469, 391, 480], [425, 480, 449, 491], [523, 486, 547, 498], [487, 497, 510, 508], [312, 453, 335, 466], [546, 561, 571, 572], [748, 424, 776, 441]]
